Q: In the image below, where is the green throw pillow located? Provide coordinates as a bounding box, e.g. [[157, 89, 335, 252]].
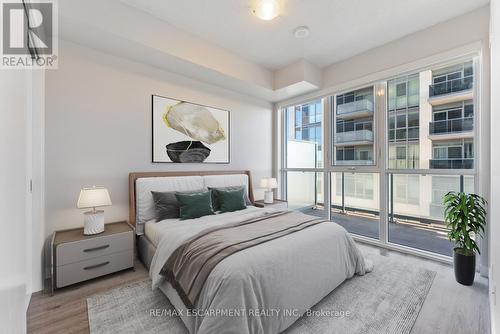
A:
[[217, 188, 247, 213], [175, 191, 215, 220], [209, 186, 252, 211]]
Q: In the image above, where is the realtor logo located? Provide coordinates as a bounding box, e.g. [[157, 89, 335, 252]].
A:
[[1, 1, 58, 69]]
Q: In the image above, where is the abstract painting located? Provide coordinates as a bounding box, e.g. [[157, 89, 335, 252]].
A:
[[152, 95, 230, 163]]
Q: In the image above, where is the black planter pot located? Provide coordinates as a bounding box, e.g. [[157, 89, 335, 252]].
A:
[[453, 248, 476, 286]]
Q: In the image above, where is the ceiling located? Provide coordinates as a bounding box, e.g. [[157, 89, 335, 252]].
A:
[[120, 0, 489, 70]]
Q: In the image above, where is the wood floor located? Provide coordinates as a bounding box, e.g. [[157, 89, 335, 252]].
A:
[[27, 244, 490, 334], [27, 260, 148, 334]]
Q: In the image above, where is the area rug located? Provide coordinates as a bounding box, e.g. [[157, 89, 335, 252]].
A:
[[87, 256, 435, 334]]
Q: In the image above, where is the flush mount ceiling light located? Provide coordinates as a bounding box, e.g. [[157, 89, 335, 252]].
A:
[[293, 26, 310, 38], [252, 0, 281, 21]]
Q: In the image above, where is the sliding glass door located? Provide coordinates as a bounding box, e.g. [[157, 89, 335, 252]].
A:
[[280, 57, 479, 259], [282, 100, 326, 217]]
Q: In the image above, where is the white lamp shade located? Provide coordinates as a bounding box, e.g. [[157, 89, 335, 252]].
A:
[[260, 178, 278, 189], [77, 187, 112, 209]]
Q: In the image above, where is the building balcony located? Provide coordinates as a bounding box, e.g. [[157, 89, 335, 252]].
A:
[[336, 159, 373, 165], [429, 158, 473, 169], [429, 118, 473, 140], [335, 129, 374, 146], [389, 159, 419, 169], [428, 77, 473, 106], [336, 99, 374, 120]]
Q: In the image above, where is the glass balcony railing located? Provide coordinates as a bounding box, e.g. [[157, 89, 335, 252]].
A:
[[335, 129, 374, 143], [336, 159, 373, 165], [337, 99, 374, 116], [429, 117, 473, 135], [429, 76, 473, 97], [429, 158, 473, 169]]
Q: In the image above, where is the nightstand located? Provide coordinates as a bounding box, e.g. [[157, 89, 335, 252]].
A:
[[51, 221, 134, 294], [254, 199, 288, 210]]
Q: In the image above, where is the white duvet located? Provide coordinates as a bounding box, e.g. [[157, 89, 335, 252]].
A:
[[149, 206, 372, 334]]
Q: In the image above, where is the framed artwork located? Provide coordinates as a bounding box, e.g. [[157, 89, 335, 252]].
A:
[[152, 95, 230, 163]]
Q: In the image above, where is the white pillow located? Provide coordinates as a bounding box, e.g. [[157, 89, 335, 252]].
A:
[[135, 176, 204, 225]]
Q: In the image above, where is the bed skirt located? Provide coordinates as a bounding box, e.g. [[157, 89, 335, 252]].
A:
[[137, 235, 156, 270]]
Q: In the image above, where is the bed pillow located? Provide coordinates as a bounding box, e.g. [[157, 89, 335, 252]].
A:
[[151, 191, 180, 221], [175, 190, 215, 220], [217, 188, 247, 213], [151, 189, 204, 221], [209, 186, 251, 211]]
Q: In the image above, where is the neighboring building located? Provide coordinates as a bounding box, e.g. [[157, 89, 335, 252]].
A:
[[387, 74, 420, 169], [428, 61, 474, 170], [335, 87, 374, 165], [287, 100, 323, 167], [427, 61, 475, 217]]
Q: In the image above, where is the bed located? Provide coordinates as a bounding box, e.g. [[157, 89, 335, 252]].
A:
[[129, 170, 372, 334]]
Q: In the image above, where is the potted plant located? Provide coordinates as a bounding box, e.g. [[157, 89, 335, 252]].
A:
[[443, 191, 487, 286]]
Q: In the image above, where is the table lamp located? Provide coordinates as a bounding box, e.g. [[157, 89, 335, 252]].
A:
[[77, 186, 112, 235], [260, 178, 278, 204]]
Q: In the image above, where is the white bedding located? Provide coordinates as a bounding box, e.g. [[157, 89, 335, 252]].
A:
[[144, 218, 179, 247], [144, 207, 258, 247], [149, 207, 372, 334]]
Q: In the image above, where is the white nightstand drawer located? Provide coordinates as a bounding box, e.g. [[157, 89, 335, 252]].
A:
[[56, 250, 134, 288], [56, 231, 133, 266]]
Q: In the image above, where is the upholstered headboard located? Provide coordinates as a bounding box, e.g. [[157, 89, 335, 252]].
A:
[[128, 170, 255, 227]]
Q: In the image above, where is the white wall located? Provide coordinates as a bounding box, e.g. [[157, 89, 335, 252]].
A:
[[30, 70, 45, 293], [489, 1, 500, 332], [0, 70, 29, 332], [322, 6, 490, 89], [45, 40, 273, 237], [278, 6, 490, 109]]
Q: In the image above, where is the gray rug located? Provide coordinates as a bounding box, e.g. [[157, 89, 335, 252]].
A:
[[87, 256, 435, 334]]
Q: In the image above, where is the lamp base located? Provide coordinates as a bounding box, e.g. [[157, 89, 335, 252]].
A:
[[264, 191, 274, 204], [83, 210, 105, 235]]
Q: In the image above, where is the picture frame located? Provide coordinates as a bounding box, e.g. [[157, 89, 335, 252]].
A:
[[152, 94, 230, 163]]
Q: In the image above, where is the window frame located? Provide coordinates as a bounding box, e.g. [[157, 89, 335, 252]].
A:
[[278, 52, 481, 264]]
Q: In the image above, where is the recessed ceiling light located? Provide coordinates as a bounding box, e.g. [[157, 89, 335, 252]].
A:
[[252, 0, 280, 21], [294, 26, 310, 38]]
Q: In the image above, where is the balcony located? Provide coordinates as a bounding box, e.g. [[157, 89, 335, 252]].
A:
[[336, 159, 373, 165], [429, 158, 473, 169], [335, 129, 374, 146], [337, 99, 374, 120], [304, 207, 454, 257], [429, 118, 473, 140], [428, 77, 473, 106]]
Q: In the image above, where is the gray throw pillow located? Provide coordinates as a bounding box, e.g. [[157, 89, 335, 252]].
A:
[[152, 189, 207, 221], [151, 191, 179, 221], [209, 186, 251, 211]]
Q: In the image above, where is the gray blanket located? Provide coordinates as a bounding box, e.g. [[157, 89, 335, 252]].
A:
[[160, 211, 329, 308], [149, 207, 372, 334]]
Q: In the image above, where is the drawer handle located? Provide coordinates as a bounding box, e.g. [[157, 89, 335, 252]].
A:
[[83, 261, 110, 270], [83, 245, 110, 252]]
